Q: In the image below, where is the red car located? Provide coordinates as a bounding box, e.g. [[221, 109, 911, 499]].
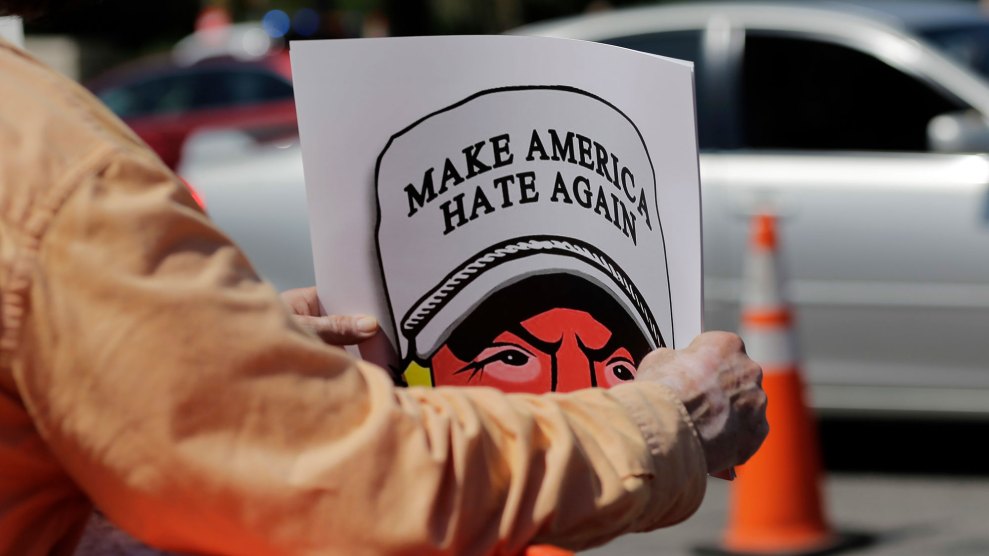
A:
[[87, 51, 297, 169]]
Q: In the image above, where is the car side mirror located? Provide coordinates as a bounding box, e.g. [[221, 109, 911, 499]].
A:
[[927, 111, 989, 153]]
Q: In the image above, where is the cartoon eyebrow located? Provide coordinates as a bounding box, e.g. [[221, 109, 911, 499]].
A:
[[510, 320, 626, 364], [511, 327, 564, 391], [506, 324, 563, 355], [512, 325, 626, 390], [582, 333, 632, 363]]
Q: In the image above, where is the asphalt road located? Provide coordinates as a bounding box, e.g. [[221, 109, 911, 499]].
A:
[[584, 473, 989, 556], [585, 417, 989, 555]]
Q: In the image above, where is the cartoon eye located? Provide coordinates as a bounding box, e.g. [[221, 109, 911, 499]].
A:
[[605, 358, 636, 385], [475, 346, 533, 369], [461, 344, 543, 384]]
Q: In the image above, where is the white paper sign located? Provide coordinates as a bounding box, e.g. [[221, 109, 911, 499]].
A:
[[292, 35, 701, 394]]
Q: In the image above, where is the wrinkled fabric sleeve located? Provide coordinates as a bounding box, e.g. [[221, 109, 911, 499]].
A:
[[11, 146, 706, 555]]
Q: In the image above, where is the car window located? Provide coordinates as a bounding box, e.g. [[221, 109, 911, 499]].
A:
[[921, 23, 989, 81], [192, 69, 294, 109], [601, 31, 714, 149], [97, 68, 293, 118], [98, 74, 193, 118], [740, 34, 966, 151]]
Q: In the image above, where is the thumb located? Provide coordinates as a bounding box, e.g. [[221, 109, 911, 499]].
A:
[[295, 314, 379, 346]]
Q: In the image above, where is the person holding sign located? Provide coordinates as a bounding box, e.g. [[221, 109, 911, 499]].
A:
[[0, 6, 767, 556]]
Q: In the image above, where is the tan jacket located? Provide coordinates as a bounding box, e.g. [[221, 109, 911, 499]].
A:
[[0, 40, 706, 556]]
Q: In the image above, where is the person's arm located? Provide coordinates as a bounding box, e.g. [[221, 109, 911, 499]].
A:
[[8, 147, 712, 554]]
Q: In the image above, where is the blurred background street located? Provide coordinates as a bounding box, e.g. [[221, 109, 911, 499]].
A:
[[583, 418, 989, 555], [588, 473, 989, 555], [6, 0, 989, 553]]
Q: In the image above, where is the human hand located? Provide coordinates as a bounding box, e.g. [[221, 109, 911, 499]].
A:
[[280, 286, 379, 346], [635, 331, 768, 474]]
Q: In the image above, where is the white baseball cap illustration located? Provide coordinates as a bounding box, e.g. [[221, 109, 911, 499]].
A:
[[375, 86, 674, 366]]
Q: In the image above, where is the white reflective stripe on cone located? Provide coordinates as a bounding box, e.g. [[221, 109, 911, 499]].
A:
[[741, 325, 798, 372], [742, 251, 788, 307]]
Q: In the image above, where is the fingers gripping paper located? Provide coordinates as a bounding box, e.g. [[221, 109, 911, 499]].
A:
[[292, 36, 701, 394]]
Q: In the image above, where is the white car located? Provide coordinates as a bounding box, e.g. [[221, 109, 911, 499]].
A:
[[183, 0, 989, 417]]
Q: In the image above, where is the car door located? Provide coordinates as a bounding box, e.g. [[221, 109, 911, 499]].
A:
[[106, 67, 296, 168], [700, 30, 989, 405], [604, 22, 989, 409]]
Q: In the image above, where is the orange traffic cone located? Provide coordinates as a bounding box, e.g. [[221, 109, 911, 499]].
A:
[[697, 213, 868, 556]]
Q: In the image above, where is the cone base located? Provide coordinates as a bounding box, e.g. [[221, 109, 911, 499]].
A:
[[725, 526, 832, 554], [693, 531, 873, 556]]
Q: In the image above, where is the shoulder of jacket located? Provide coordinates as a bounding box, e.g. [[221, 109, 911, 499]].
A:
[[0, 43, 148, 195]]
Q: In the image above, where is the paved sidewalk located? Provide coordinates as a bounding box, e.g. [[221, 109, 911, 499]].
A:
[[584, 474, 989, 555]]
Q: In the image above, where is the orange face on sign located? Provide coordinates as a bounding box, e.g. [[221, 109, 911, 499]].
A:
[[405, 274, 651, 394], [431, 308, 638, 393]]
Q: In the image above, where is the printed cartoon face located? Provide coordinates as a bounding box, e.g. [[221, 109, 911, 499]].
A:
[[431, 307, 638, 393], [404, 274, 651, 394]]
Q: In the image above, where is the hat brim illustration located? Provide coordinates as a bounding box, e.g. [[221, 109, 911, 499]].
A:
[[403, 235, 664, 361]]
